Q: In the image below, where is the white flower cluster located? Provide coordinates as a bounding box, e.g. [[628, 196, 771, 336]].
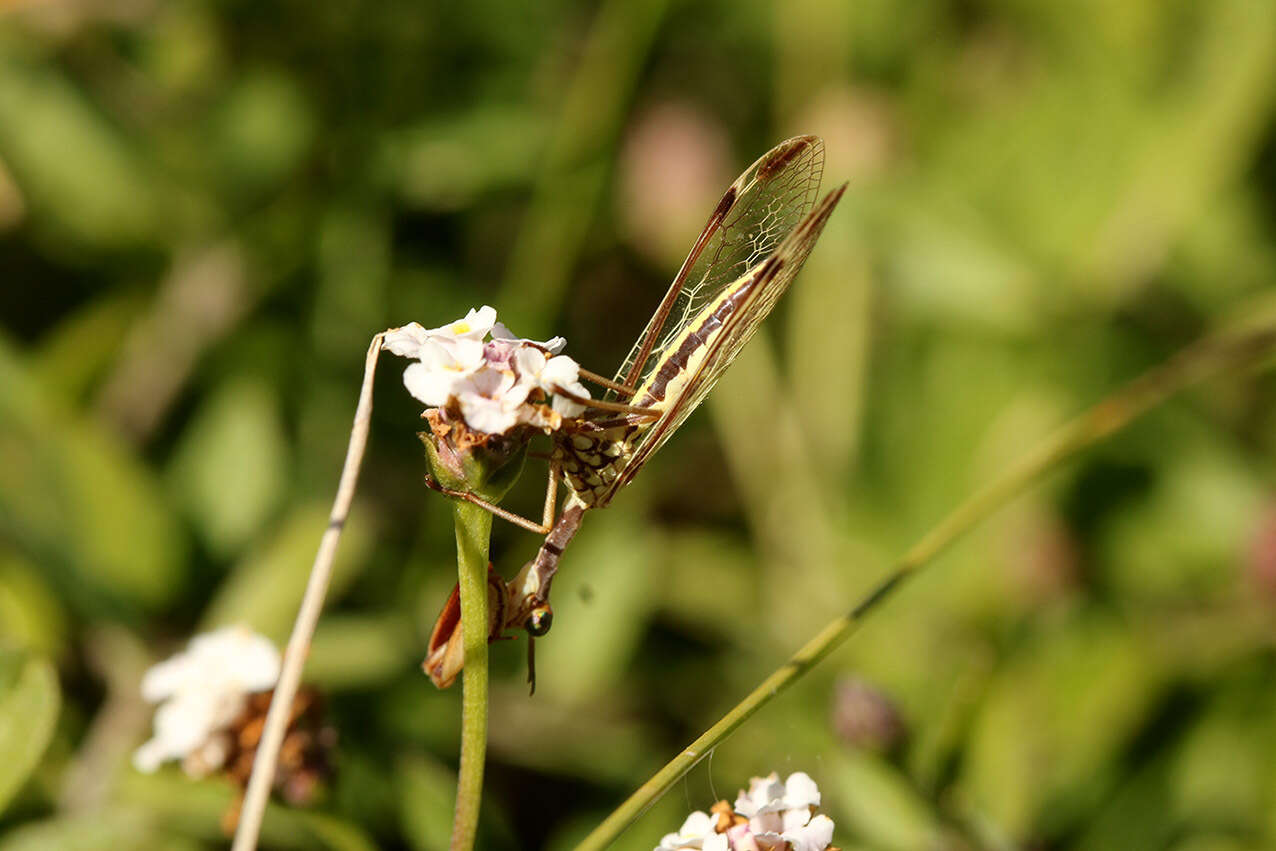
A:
[[133, 626, 280, 777], [382, 305, 592, 435], [658, 772, 835, 851]]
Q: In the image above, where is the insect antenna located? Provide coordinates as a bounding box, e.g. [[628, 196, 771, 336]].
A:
[[526, 637, 537, 696], [553, 385, 662, 419], [579, 367, 637, 397]]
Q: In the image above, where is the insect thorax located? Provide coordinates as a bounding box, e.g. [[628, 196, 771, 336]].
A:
[[554, 422, 643, 508]]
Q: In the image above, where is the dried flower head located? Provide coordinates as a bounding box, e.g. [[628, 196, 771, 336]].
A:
[[219, 687, 336, 833], [657, 771, 837, 851]]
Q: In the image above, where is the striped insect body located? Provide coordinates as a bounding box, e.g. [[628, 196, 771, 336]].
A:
[[555, 422, 643, 507]]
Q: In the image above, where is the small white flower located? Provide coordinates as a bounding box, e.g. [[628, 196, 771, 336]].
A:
[[383, 306, 496, 359], [780, 773, 821, 810], [383, 307, 587, 434], [382, 322, 432, 358], [657, 811, 724, 851], [427, 305, 497, 341], [733, 772, 830, 851], [509, 347, 590, 419], [735, 772, 819, 819], [783, 814, 834, 851], [133, 626, 280, 776], [456, 369, 532, 434], [539, 354, 581, 392], [661, 771, 834, 851], [402, 337, 487, 406], [541, 355, 591, 417], [491, 321, 567, 354], [511, 345, 547, 386], [735, 774, 781, 817]]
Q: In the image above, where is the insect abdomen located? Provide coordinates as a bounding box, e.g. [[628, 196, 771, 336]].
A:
[[556, 426, 638, 508]]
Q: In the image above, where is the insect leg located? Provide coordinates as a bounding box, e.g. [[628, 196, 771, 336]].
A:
[[423, 473, 557, 535], [540, 457, 560, 530], [526, 501, 588, 608], [552, 386, 662, 419], [578, 367, 638, 398]]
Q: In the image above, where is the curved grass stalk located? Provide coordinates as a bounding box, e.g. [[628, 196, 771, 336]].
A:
[[231, 334, 383, 851], [574, 321, 1276, 851]]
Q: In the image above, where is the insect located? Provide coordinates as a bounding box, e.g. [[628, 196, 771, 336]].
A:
[[425, 135, 847, 689]]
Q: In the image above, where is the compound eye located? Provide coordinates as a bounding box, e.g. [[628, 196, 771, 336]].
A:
[[525, 606, 553, 637]]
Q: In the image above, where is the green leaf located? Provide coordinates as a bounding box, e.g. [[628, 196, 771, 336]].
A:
[[167, 378, 289, 557], [828, 750, 946, 851], [200, 503, 374, 644], [307, 614, 416, 689], [962, 610, 1164, 837], [0, 551, 69, 660], [0, 810, 201, 851], [0, 57, 160, 247], [118, 770, 377, 851], [0, 651, 60, 814], [211, 70, 314, 193], [31, 291, 145, 403], [535, 506, 658, 703], [397, 755, 456, 851], [0, 338, 187, 614]]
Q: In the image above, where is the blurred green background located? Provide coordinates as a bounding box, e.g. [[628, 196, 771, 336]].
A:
[[3, 0, 1276, 848]]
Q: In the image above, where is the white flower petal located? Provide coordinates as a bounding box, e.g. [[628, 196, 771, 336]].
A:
[[748, 813, 783, 836], [540, 355, 581, 390], [783, 814, 834, 851], [782, 772, 821, 809], [750, 833, 787, 851], [513, 346, 547, 384], [235, 639, 282, 692], [134, 627, 278, 773], [492, 321, 567, 354], [428, 305, 497, 340], [735, 773, 784, 818], [464, 367, 513, 397], [656, 810, 716, 850], [781, 806, 811, 833], [139, 656, 191, 702], [404, 362, 460, 407], [550, 392, 586, 418], [677, 810, 715, 838], [419, 337, 485, 373], [382, 322, 431, 357], [131, 739, 167, 773], [726, 824, 761, 851], [459, 394, 520, 434], [182, 732, 232, 778], [702, 834, 729, 851], [136, 692, 223, 771]]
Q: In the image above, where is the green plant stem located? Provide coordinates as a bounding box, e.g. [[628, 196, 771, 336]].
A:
[[574, 323, 1276, 851], [450, 501, 494, 851]]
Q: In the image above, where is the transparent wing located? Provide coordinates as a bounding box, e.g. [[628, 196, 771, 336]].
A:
[[607, 182, 847, 496], [608, 135, 825, 397]]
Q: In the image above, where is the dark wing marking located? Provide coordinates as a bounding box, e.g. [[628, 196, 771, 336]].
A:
[[604, 182, 847, 498], [608, 135, 825, 397]]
